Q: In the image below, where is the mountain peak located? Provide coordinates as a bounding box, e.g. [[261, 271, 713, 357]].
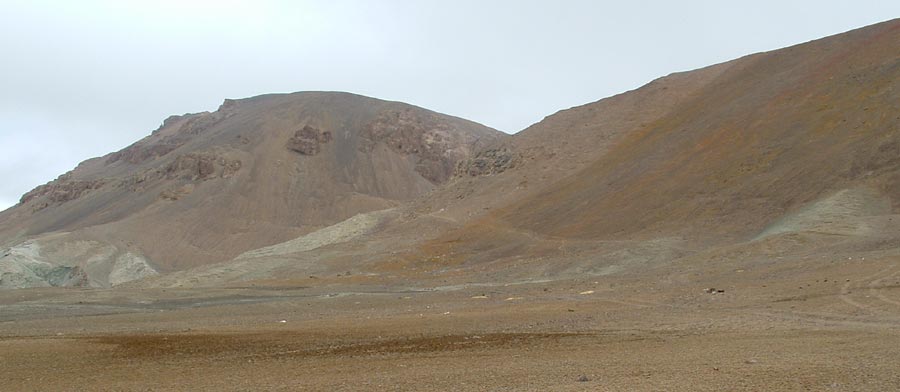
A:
[[0, 93, 504, 286]]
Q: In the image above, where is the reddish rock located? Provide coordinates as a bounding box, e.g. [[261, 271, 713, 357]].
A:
[[20, 173, 107, 208], [456, 147, 520, 177], [287, 125, 333, 155], [361, 109, 480, 183], [164, 153, 242, 181]]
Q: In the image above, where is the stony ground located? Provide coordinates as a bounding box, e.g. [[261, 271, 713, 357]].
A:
[[3, 249, 900, 391]]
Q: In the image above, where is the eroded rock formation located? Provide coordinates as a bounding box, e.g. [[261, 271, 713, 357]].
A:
[[287, 125, 333, 155], [455, 147, 520, 177]]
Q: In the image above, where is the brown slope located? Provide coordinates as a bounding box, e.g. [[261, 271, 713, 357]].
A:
[[132, 64, 742, 288], [349, 19, 900, 281], [98, 19, 900, 290], [0, 92, 503, 286], [411, 58, 736, 222], [500, 19, 900, 242]]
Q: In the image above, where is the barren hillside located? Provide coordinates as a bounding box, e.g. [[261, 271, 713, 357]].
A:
[[377, 18, 900, 278], [0, 92, 503, 287], [3, 18, 900, 392]]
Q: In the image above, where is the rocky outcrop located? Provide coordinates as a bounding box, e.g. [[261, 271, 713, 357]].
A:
[[361, 109, 480, 184], [0, 239, 156, 289], [106, 143, 181, 165], [20, 150, 242, 212], [163, 152, 242, 181], [286, 125, 333, 155], [116, 152, 239, 195], [20, 173, 106, 211], [455, 147, 520, 177], [107, 108, 233, 165]]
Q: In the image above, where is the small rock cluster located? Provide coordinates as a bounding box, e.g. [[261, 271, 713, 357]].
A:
[[286, 125, 333, 155], [360, 109, 472, 184], [19, 148, 244, 211], [108, 110, 230, 165], [456, 147, 520, 177], [163, 152, 242, 181], [20, 173, 106, 211]]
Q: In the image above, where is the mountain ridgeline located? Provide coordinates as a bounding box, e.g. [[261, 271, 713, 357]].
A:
[[1, 19, 899, 289], [0, 92, 503, 288]]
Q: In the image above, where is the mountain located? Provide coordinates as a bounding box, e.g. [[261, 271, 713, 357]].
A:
[[500, 19, 900, 242], [0, 92, 504, 288], [134, 19, 900, 288], [4, 19, 900, 391], [396, 18, 900, 278], [2, 20, 898, 291]]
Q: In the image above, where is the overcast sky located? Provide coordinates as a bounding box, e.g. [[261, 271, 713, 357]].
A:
[[1, 1, 898, 212]]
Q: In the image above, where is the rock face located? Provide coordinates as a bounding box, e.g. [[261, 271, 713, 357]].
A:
[[18, 150, 243, 215], [163, 152, 242, 180], [286, 125, 333, 155], [20, 174, 106, 210], [455, 147, 520, 177], [0, 92, 504, 286], [360, 108, 487, 184], [106, 111, 232, 165], [0, 238, 158, 289]]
